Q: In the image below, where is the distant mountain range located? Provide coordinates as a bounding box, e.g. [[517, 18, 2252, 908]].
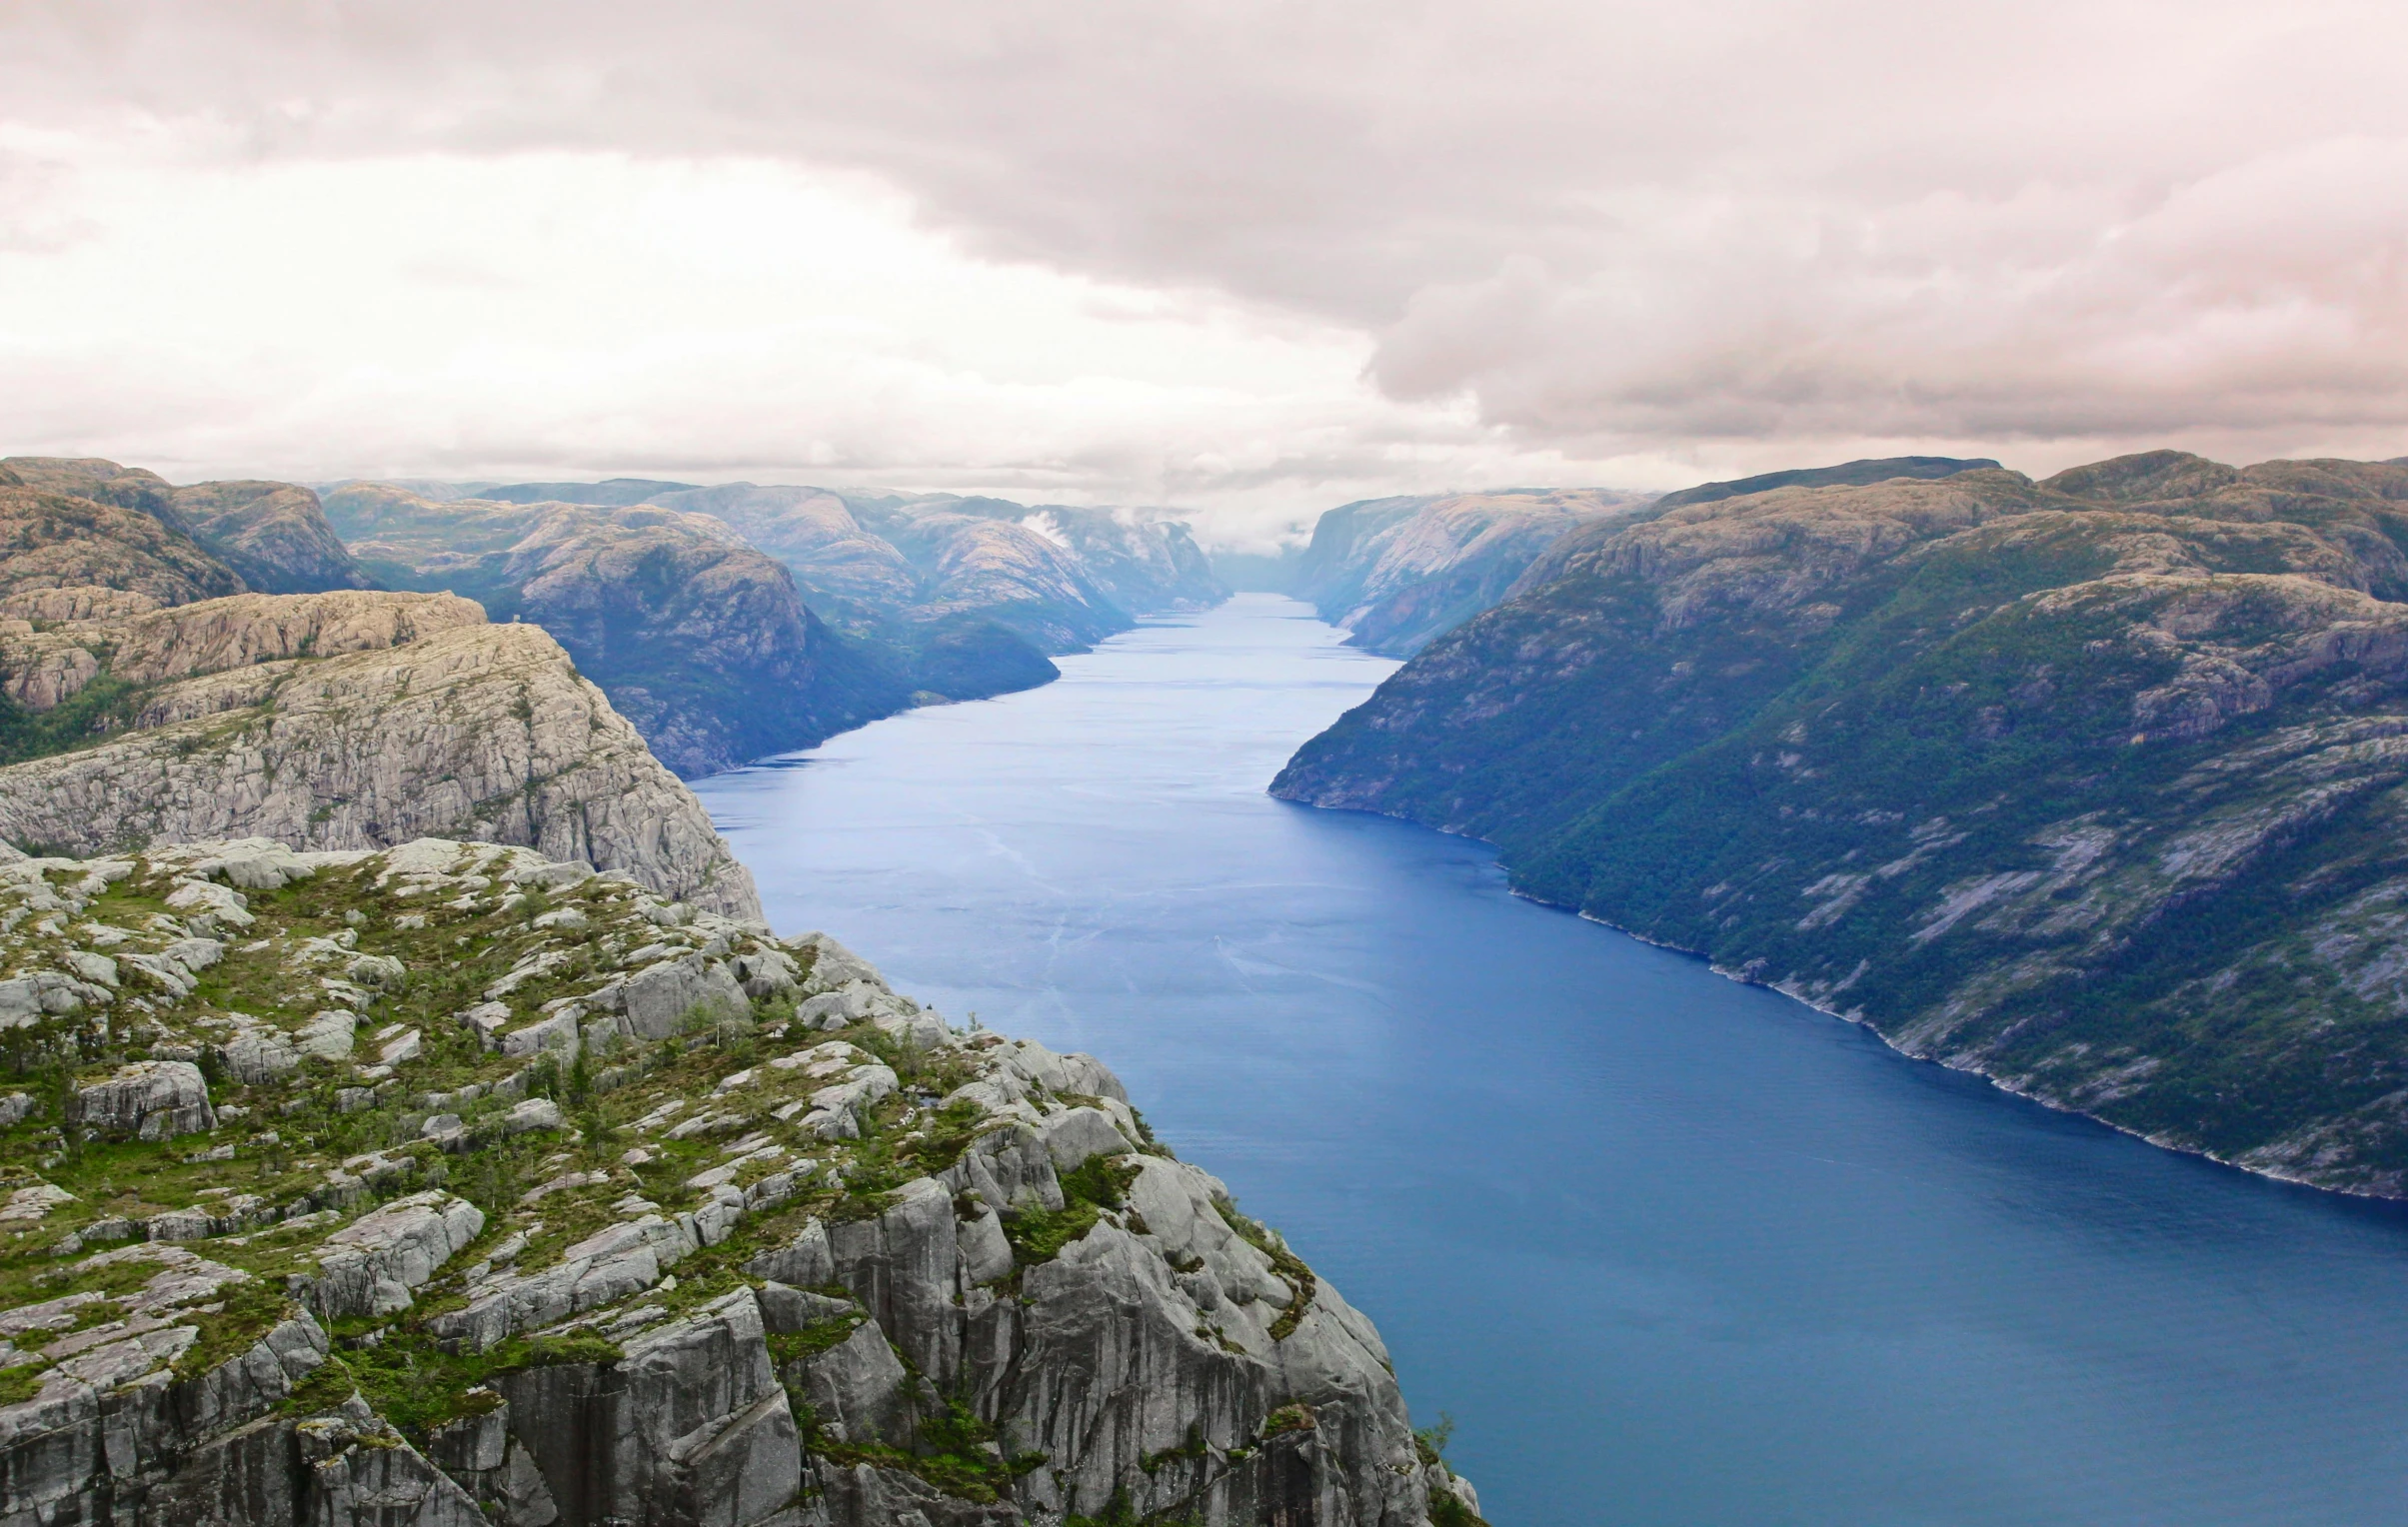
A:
[[1275, 450, 2408, 1196], [321, 476, 1226, 773], [1282, 459, 2002, 658]]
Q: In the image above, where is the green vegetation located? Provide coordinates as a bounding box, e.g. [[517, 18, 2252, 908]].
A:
[[1260, 1403, 1314, 1437], [801, 1392, 1042, 1505], [0, 1364, 44, 1406], [302, 1328, 624, 1437], [0, 832, 1407, 1517], [766, 1314, 862, 1364], [0, 676, 150, 768], [1003, 1153, 1141, 1263], [1213, 1198, 1316, 1341], [170, 1280, 296, 1380]]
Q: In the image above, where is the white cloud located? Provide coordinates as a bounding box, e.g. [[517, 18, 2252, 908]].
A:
[[3, 0, 2406, 540]]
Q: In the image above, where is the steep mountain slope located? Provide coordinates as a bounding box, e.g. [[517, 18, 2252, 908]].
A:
[[1293, 488, 1654, 656], [0, 839, 1476, 1527], [1276, 453, 2408, 1195], [0, 591, 758, 916], [4, 458, 370, 595], [323, 487, 915, 776], [860, 500, 1134, 651], [647, 485, 920, 613], [1002, 502, 1225, 617]]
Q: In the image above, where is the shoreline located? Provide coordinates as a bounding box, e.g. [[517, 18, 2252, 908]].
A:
[[1555, 897, 2403, 1204], [1279, 794, 2402, 1206]]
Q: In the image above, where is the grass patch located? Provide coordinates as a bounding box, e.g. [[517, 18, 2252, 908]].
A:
[[1002, 1154, 1140, 1264], [312, 1328, 624, 1437], [805, 1394, 1040, 1505], [767, 1315, 862, 1364], [1213, 1199, 1316, 1341], [170, 1278, 298, 1381]]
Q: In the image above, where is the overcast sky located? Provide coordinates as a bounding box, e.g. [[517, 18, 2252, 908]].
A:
[[4, 2, 2404, 546]]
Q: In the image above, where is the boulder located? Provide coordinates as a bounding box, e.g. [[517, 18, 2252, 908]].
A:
[[621, 953, 749, 1040], [68, 1060, 215, 1140], [299, 1190, 486, 1321], [294, 1010, 357, 1059]]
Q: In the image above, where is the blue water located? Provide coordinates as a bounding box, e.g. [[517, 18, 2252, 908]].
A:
[[695, 595, 2408, 1527]]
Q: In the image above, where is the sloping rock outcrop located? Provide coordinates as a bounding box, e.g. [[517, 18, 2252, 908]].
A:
[[4, 457, 370, 595], [1276, 451, 2408, 1196], [1646, 454, 1999, 513], [0, 840, 1473, 1527], [0, 626, 760, 917], [0, 592, 758, 916], [0, 468, 245, 608]]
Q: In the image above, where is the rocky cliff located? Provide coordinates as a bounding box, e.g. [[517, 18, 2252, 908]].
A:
[[0, 839, 1476, 1527], [4, 459, 370, 597], [1292, 489, 1653, 657], [0, 591, 758, 918], [1276, 452, 2408, 1196], [322, 487, 915, 777]]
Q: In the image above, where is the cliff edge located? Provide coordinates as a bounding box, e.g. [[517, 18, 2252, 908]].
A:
[[0, 840, 1474, 1527], [0, 590, 758, 919]]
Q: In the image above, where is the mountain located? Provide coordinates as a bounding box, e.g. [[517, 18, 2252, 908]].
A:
[[653, 485, 1129, 653], [1293, 488, 1655, 656], [642, 485, 1226, 653], [0, 467, 245, 607], [5, 457, 371, 595], [0, 588, 758, 916], [322, 479, 1239, 768], [1275, 451, 2408, 1196], [0, 838, 1477, 1527], [322, 486, 925, 777], [473, 476, 702, 507], [1648, 454, 2001, 512]]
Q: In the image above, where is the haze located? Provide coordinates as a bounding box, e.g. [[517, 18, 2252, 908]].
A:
[[4, 1, 2403, 548]]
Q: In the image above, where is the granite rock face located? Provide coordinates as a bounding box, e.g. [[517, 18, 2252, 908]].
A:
[[0, 589, 486, 713], [0, 842, 1472, 1527], [1277, 450, 2408, 1195], [68, 1059, 217, 1140], [0, 597, 759, 917]]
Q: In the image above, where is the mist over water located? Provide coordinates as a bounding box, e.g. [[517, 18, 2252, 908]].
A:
[[696, 595, 2408, 1527]]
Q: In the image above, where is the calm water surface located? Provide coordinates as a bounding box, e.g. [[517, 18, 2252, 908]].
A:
[[695, 595, 2408, 1527]]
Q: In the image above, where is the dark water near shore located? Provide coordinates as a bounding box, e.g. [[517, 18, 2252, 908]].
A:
[[695, 595, 2408, 1527]]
